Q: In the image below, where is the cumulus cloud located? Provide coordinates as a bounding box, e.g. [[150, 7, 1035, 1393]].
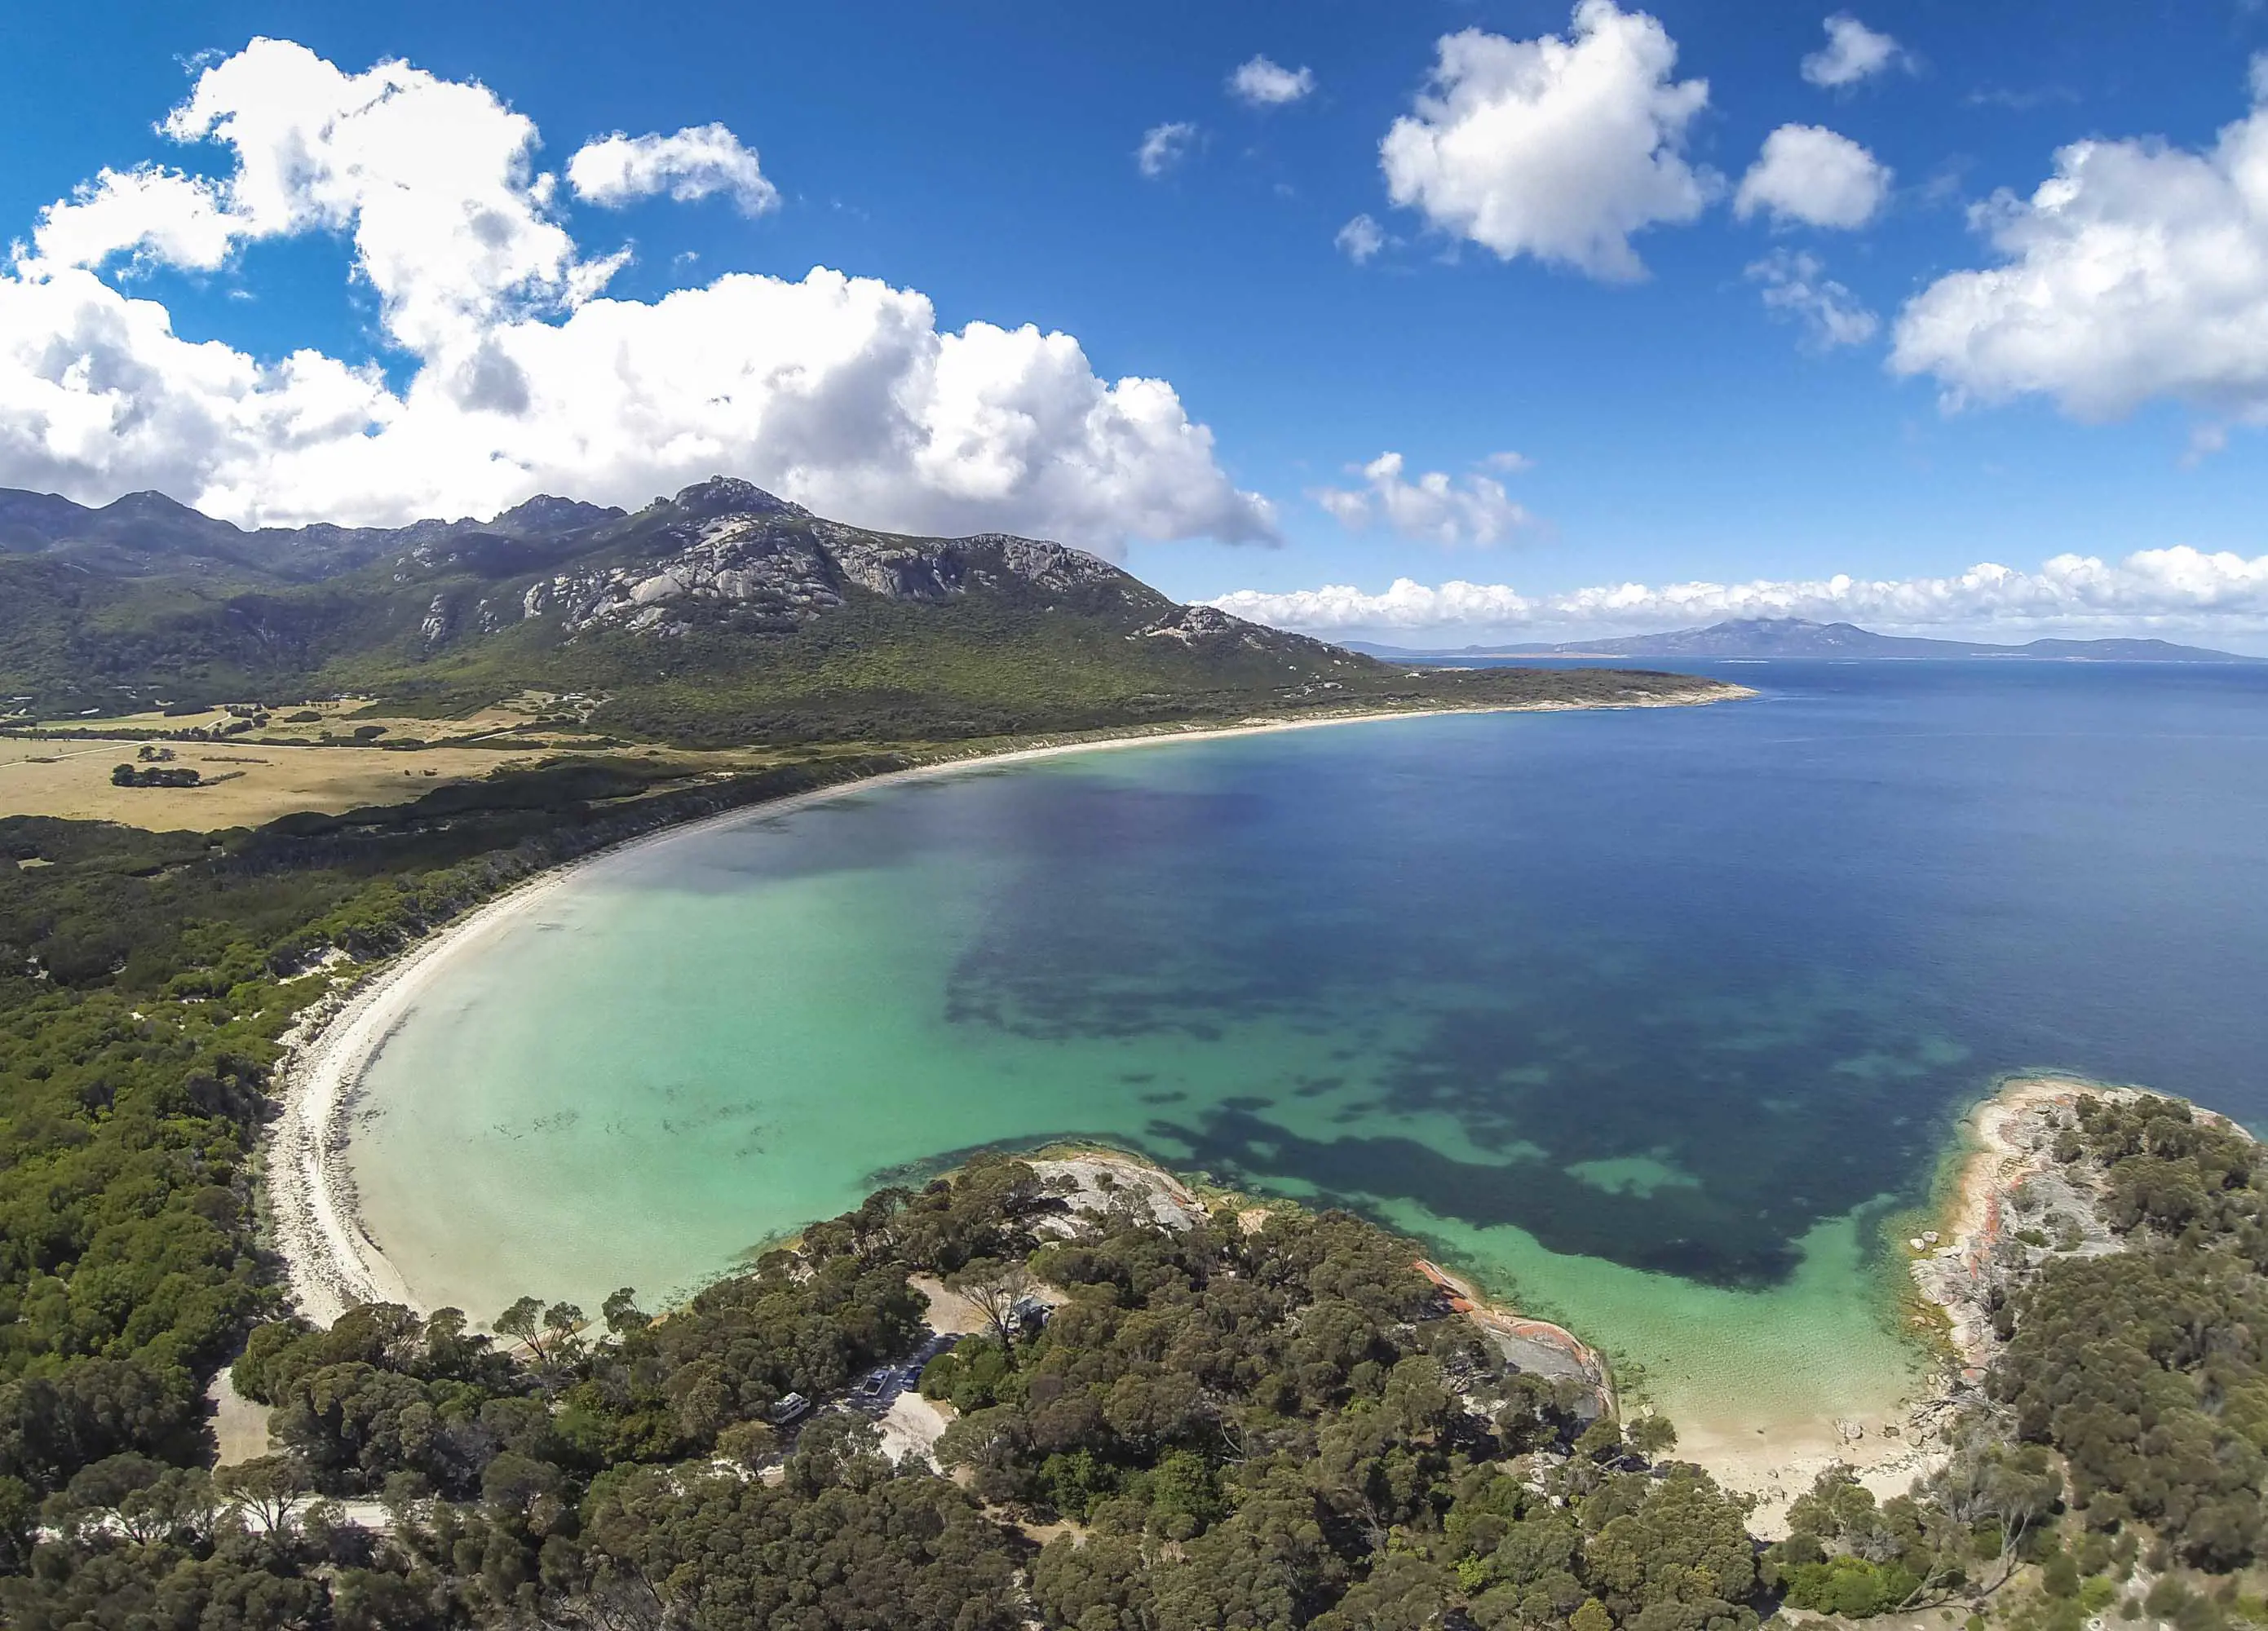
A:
[[567, 124, 779, 214], [1802, 15, 1906, 90], [1735, 124, 1891, 228], [1137, 122, 1198, 178], [1379, 2, 1716, 281], [1205, 548, 2268, 640], [136, 39, 610, 360], [1314, 452, 1532, 548], [0, 39, 1272, 550], [1229, 56, 1315, 108], [1335, 213, 1386, 263], [1747, 250, 1879, 347], [29, 167, 242, 272], [1891, 63, 2268, 423]]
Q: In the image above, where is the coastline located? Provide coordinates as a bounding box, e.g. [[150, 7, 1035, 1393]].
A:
[[266, 685, 1749, 1324], [1643, 1070, 2252, 1536], [1903, 1068, 2257, 1383], [1914, 1072, 2123, 1379], [264, 889, 2198, 1532], [1674, 1073, 2142, 1535]]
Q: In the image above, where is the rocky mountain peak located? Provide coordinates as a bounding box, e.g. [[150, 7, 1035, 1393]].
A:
[[669, 476, 806, 521], [488, 495, 625, 537], [104, 490, 219, 524]]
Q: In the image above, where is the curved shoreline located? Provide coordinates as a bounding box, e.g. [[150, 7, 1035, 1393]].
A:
[[1915, 1072, 2122, 1376], [1910, 1069, 2254, 1382], [267, 687, 1747, 1324]]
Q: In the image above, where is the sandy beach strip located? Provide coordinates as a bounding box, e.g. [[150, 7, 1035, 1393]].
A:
[[1656, 1076, 2129, 1534], [1669, 1073, 2146, 1539], [266, 687, 1749, 1326]]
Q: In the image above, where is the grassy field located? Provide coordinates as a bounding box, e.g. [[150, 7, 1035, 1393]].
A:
[[0, 736, 548, 827], [0, 688, 648, 827]]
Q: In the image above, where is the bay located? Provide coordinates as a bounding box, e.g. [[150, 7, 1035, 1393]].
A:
[[348, 661, 2268, 1434]]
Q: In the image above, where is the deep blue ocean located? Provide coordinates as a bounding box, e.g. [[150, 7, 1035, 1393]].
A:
[[945, 658, 2268, 1282]]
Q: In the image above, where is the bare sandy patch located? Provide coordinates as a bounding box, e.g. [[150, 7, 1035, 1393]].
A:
[[1678, 1408, 1941, 1540], [878, 1391, 953, 1468], [907, 1275, 993, 1337], [206, 1368, 274, 1467]]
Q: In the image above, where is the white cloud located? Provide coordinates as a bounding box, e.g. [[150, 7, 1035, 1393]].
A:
[[141, 39, 607, 360], [1229, 56, 1315, 108], [1378, 2, 1716, 281], [1137, 121, 1198, 179], [29, 167, 241, 272], [1747, 250, 1880, 347], [1335, 213, 1386, 262], [1314, 452, 1533, 548], [1483, 449, 1535, 472], [1802, 15, 1906, 90], [1205, 547, 2268, 640], [567, 124, 779, 215], [1891, 63, 2268, 422], [0, 40, 1275, 551], [1735, 124, 1891, 228]]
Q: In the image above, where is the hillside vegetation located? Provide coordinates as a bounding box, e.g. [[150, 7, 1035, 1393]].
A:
[[0, 477, 1719, 745], [0, 760, 896, 1512]]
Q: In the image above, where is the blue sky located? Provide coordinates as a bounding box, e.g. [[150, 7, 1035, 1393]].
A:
[[3, 1, 2267, 645]]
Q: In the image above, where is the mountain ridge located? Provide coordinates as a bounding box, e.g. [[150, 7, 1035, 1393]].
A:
[[0, 479, 1727, 744], [1346, 617, 2262, 664]]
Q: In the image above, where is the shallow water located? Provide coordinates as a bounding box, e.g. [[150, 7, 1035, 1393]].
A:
[[349, 661, 2268, 1430]]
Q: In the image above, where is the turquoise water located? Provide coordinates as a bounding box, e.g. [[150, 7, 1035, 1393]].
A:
[[348, 662, 2268, 1431]]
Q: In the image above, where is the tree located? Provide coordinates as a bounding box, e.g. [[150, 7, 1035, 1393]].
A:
[[948, 1258, 1038, 1365], [1625, 1415, 1678, 1458], [60, 1452, 166, 1533], [121, 1465, 223, 1547], [495, 1296, 548, 1359], [1575, 1417, 1625, 1462], [601, 1287, 648, 1338], [0, 1476, 34, 1575], [1916, 1429, 2062, 1586], [0, 1356, 206, 1492], [542, 1302, 587, 1359], [1580, 1468, 1757, 1629], [217, 1453, 310, 1532]]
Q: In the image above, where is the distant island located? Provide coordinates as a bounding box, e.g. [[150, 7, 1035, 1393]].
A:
[[1347, 617, 2263, 664]]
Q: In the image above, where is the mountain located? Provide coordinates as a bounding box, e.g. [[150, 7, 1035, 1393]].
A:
[[0, 486, 626, 583], [1346, 618, 2263, 663], [0, 478, 1722, 744]]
